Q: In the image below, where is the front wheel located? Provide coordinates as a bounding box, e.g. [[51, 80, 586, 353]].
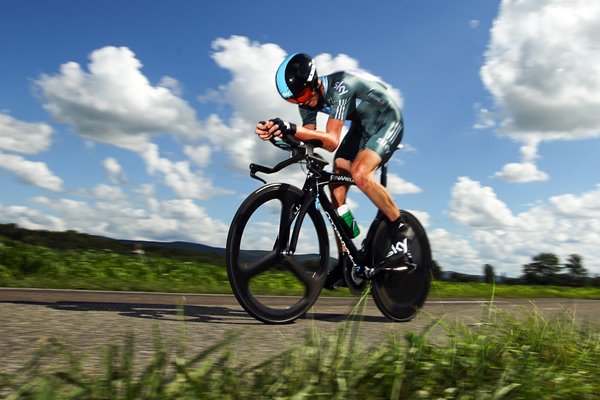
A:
[[226, 183, 329, 324], [370, 210, 432, 322]]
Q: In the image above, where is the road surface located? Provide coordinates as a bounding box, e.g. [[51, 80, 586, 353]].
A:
[[1, 288, 598, 374]]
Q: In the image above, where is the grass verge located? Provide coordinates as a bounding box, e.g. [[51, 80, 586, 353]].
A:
[[1, 305, 598, 399], [1, 240, 599, 299]]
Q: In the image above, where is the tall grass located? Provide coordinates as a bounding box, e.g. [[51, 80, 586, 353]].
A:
[[2, 306, 598, 399]]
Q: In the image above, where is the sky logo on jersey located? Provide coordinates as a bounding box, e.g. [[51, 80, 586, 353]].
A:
[[333, 81, 349, 95]]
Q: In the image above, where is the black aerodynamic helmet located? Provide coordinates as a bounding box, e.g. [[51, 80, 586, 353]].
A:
[[275, 53, 318, 101]]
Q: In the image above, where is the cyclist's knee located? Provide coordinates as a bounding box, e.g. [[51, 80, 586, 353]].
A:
[[351, 164, 375, 190], [334, 157, 352, 172]]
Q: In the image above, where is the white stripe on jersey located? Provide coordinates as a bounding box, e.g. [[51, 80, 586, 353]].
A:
[[383, 121, 403, 144], [334, 98, 349, 120]]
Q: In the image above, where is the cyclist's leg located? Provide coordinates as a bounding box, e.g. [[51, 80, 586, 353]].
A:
[[329, 121, 362, 208], [350, 115, 403, 220], [355, 119, 413, 266], [325, 123, 361, 289], [330, 160, 351, 208], [326, 156, 351, 289], [351, 149, 400, 222]]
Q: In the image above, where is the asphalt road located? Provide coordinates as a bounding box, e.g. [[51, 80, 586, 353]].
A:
[[1, 288, 598, 375]]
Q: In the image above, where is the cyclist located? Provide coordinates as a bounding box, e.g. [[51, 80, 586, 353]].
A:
[[255, 52, 411, 289]]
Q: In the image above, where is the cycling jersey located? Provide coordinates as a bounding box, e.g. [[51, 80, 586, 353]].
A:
[[298, 71, 403, 163]]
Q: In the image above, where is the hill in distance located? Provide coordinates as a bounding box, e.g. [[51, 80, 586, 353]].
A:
[[0, 223, 226, 263], [0, 223, 321, 265]]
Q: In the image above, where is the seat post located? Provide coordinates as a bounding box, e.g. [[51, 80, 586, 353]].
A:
[[380, 162, 388, 187]]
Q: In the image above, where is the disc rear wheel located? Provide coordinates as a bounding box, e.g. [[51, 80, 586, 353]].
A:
[[370, 210, 431, 322]]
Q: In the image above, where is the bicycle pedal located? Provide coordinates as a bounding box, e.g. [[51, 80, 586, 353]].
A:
[[405, 262, 418, 273], [324, 278, 346, 290]]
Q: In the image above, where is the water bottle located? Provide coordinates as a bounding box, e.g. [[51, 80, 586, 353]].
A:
[[337, 204, 360, 238]]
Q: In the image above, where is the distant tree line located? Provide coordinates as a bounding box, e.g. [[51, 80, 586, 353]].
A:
[[434, 253, 599, 287], [0, 223, 131, 252], [0, 223, 225, 266], [521, 252, 595, 287]]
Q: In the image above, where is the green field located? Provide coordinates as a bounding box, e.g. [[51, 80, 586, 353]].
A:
[[1, 240, 599, 299]]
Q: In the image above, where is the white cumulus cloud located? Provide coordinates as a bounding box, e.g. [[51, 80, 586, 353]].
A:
[[387, 173, 422, 195], [31, 195, 230, 246], [449, 177, 515, 227], [79, 184, 127, 202], [428, 228, 482, 271], [140, 143, 233, 200], [549, 184, 600, 218], [36, 46, 203, 151], [0, 112, 53, 154], [184, 144, 212, 168], [480, 0, 600, 181], [0, 152, 63, 192], [493, 162, 549, 183], [36, 46, 232, 201], [0, 203, 66, 231], [102, 157, 127, 184], [444, 176, 600, 276]]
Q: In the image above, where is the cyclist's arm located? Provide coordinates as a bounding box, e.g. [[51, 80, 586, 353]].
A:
[[294, 118, 344, 152]]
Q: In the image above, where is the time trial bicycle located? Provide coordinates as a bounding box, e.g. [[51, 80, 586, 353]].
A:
[[225, 136, 431, 324]]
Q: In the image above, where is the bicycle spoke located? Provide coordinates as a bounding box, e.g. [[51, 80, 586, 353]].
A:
[[286, 257, 322, 297], [239, 250, 279, 281]]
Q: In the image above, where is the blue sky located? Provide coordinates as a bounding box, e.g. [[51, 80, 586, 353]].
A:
[[1, 0, 599, 277]]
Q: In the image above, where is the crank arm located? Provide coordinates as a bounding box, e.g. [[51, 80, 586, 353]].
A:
[[365, 259, 417, 279]]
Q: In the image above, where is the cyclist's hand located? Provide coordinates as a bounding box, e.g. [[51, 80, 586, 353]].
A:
[[256, 120, 274, 141], [269, 118, 297, 137]]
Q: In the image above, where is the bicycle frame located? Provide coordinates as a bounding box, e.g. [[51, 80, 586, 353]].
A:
[[229, 141, 432, 323], [249, 144, 389, 275]]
